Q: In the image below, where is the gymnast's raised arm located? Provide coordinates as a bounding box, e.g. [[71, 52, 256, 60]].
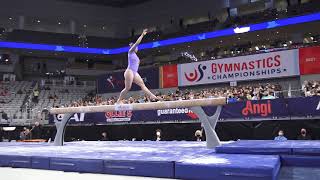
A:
[[129, 29, 148, 52]]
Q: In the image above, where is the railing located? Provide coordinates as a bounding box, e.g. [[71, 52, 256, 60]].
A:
[[274, 89, 304, 98]]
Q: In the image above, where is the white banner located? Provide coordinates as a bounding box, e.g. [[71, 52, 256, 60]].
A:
[[178, 49, 300, 86]]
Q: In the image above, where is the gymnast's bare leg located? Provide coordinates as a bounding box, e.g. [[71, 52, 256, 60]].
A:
[[133, 72, 158, 100], [117, 69, 134, 103]]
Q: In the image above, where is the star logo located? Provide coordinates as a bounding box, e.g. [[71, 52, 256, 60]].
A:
[[102, 50, 110, 54], [267, 21, 279, 29], [55, 46, 64, 51], [198, 34, 206, 40], [152, 41, 161, 48]]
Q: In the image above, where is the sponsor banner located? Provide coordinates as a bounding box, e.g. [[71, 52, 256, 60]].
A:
[[49, 108, 199, 124], [288, 96, 320, 117], [178, 49, 299, 86], [100, 108, 199, 123], [219, 99, 289, 120], [49, 97, 320, 124], [160, 65, 178, 88], [299, 46, 320, 75], [97, 67, 159, 93]]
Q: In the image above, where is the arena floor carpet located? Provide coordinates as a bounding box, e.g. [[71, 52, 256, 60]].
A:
[[0, 141, 319, 179]]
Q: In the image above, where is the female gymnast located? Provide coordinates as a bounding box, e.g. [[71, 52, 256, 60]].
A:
[[117, 29, 160, 103]]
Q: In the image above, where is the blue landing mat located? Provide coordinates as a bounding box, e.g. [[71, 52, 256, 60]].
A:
[[216, 140, 320, 167], [0, 141, 281, 179], [176, 153, 280, 180], [216, 140, 320, 155]]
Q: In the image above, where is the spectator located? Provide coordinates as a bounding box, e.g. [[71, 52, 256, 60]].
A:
[[53, 94, 58, 100], [2, 111, 8, 121], [251, 91, 260, 100], [48, 94, 53, 99], [17, 89, 23, 94], [195, 129, 203, 141], [261, 91, 276, 100], [274, 130, 287, 141], [297, 128, 312, 140], [101, 132, 109, 141], [31, 122, 42, 139], [303, 80, 320, 97], [227, 94, 238, 103], [33, 89, 39, 103], [20, 127, 27, 140], [20, 127, 31, 140], [237, 92, 246, 101], [155, 129, 162, 141]]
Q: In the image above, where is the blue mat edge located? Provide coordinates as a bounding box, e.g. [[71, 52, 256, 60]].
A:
[[0, 153, 283, 179], [0, 155, 175, 178], [281, 155, 320, 167]]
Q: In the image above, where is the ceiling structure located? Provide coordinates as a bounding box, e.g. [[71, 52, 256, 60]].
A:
[[59, 0, 152, 7]]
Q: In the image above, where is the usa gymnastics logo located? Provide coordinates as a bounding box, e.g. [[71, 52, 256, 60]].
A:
[[105, 111, 132, 122], [184, 64, 207, 82]]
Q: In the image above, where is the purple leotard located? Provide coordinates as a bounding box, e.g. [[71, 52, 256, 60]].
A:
[[127, 51, 140, 74]]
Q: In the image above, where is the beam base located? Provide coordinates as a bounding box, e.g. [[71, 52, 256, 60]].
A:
[[53, 106, 222, 148]]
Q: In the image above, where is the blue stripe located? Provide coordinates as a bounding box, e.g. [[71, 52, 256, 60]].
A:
[[0, 13, 319, 55]]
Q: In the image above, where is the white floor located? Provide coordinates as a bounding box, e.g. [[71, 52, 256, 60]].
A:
[[0, 167, 175, 180]]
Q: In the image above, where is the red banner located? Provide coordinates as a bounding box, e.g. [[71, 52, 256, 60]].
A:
[[161, 65, 178, 88], [299, 46, 320, 75]]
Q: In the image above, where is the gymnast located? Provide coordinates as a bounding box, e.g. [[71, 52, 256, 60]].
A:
[[117, 29, 161, 103]]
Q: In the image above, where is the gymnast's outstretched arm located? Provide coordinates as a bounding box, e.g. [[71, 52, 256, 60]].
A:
[[129, 29, 148, 52]]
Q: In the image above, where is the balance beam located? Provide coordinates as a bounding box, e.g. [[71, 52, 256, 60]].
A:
[[50, 97, 226, 114], [51, 97, 226, 148]]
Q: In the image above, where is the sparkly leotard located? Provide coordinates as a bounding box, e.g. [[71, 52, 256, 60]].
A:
[[127, 51, 140, 74]]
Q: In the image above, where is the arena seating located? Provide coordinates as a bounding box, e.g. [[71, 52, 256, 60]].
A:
[[287, 1, 320, 16], [0, 81, 34, 124], [0, 80, 96, 125], [32, 85, 95, 111]]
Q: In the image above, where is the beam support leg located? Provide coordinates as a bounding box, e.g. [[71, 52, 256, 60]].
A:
[[53, 113, 74, 146], [190, 106, 222, 148]]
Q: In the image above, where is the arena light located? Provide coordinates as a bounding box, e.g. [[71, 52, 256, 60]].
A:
[[0, 13, 319, 55], [234, 26, 250, 34], [3, 127, 16, 131]]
